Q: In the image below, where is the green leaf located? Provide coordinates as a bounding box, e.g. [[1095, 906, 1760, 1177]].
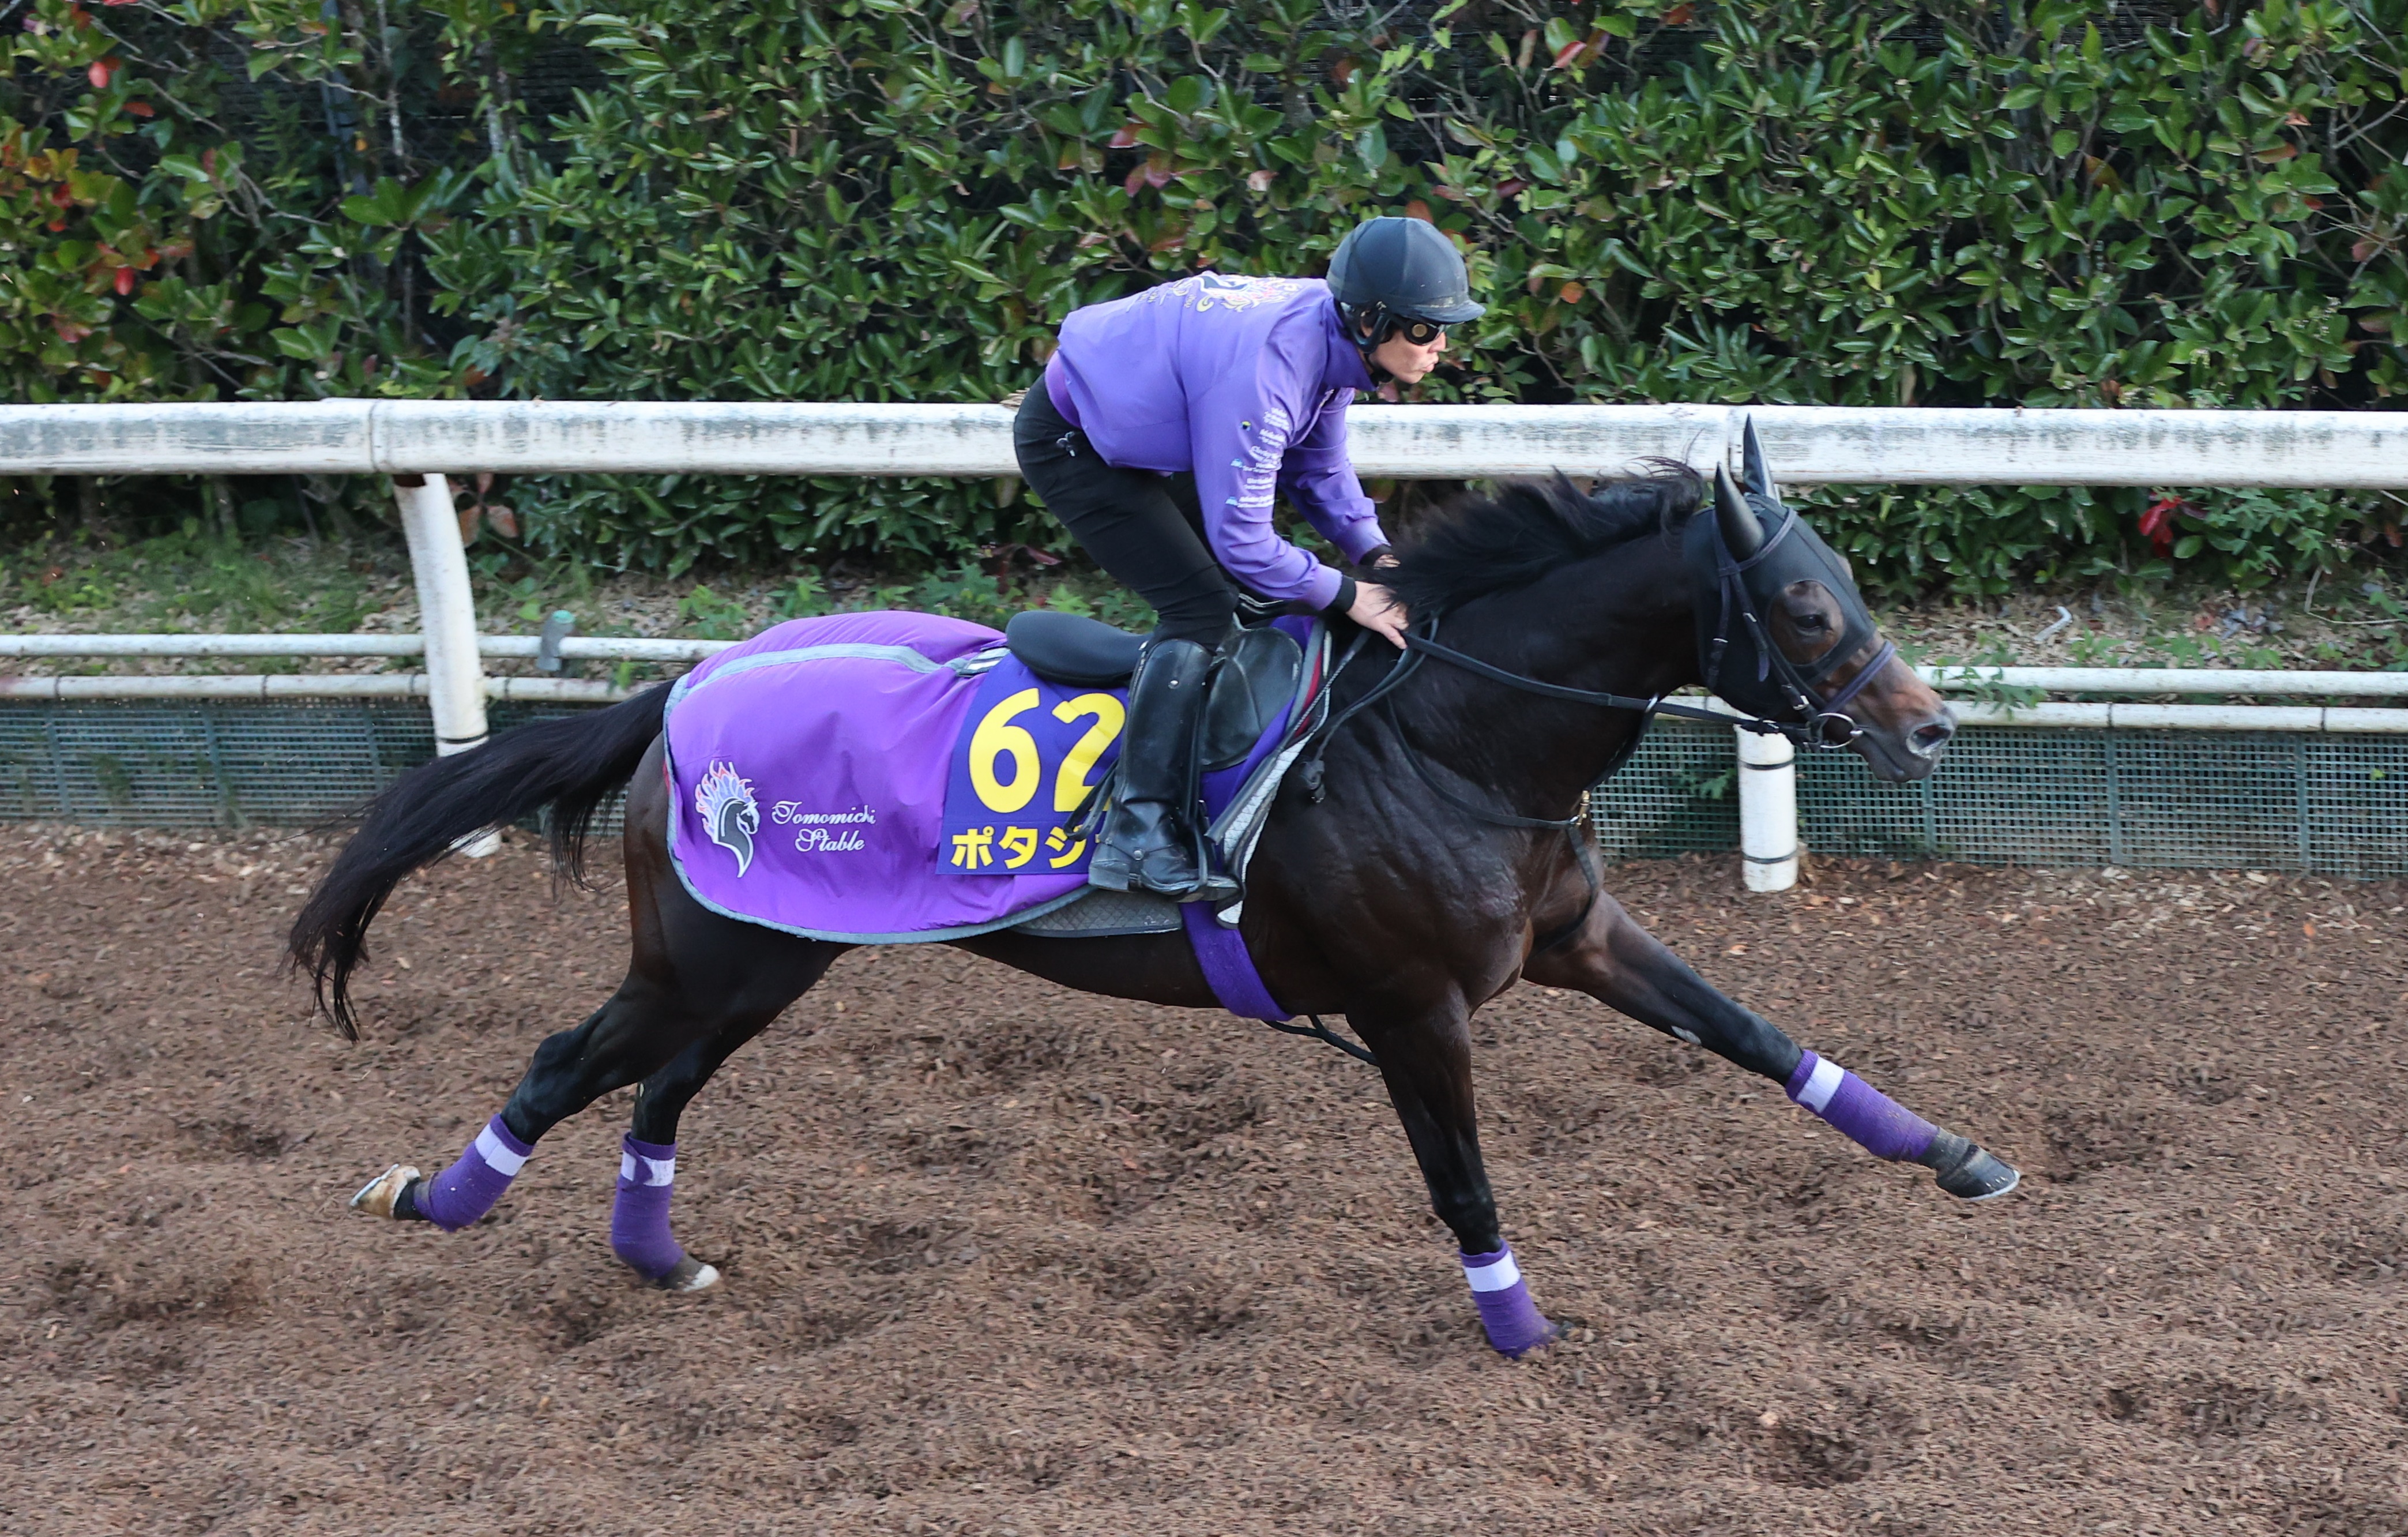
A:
[[1166, 75, 1211, 117]]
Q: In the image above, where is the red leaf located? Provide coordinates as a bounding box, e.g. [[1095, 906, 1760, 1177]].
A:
[[457, 504, 481, 544], [87, 57, 117, 89], [114, 266, 133, 295], [1332, 57, 1356, 87], [2138, 496, 2191, 557], [52, 318, 92, 343], [1246, 168, 1274, 193], [1495, 178, 1528, 198], [1404, 199, 1432, 223], [487, 505, 519, 540], [1143, 158, 1175, 189], [1107, 121, 1142, 149], [1124, 163, 1147, 197], [126, 99, 152, 117], [1550, 37, 1587, 69], [1663, 1, 1696, 21], [1558, 280, 1585, 304]]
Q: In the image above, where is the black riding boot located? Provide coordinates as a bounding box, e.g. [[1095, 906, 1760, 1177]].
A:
[[1089, 636, 1214, 898]]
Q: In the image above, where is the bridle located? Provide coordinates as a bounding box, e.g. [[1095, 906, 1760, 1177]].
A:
[[1691, 493, 1895, 752]]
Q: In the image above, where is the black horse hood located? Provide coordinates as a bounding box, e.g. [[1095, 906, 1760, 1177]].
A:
[[1681, 450, 1884, 727]]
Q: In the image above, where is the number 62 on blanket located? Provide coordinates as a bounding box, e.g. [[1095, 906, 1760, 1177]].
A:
[[936, 664, 1127, 877]]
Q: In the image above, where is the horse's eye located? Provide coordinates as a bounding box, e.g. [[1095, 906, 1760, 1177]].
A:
[[1796, 612, 1830, 631]]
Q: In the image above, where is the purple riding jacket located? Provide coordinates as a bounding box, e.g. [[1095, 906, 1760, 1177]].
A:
[[1043, 273, 1385, 612]]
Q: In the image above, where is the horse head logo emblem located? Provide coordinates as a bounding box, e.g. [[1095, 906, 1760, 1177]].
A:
[[694, 760, 759, 876]]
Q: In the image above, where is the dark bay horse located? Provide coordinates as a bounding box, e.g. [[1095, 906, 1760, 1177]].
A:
[[292, 448, 2018, 1357]]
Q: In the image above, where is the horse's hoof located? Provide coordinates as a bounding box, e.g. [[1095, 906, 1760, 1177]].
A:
[[1493, 1318, 1568, 1359], [658, 1256, 720, 1293], [1922, 1133, 2020, 1201], [349, 1164, 422, 1219]]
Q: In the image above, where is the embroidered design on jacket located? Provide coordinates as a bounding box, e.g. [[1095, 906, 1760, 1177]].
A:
[[1141, 272, 1308, 313]]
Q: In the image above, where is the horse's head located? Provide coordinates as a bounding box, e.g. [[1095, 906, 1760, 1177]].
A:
[[1681, 419, 1954, 783]]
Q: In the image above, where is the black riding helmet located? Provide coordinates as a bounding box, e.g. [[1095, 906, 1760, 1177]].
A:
[[1328, 216, 1485, 363]]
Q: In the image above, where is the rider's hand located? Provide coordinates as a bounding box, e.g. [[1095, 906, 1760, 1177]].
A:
[[1349, 580, 1408, 648]]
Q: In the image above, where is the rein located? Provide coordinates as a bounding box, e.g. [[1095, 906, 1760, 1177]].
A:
[[1407, 625, 1875, 747]]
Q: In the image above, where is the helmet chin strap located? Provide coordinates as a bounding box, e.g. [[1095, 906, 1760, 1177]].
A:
[[1341, 300, 1396, 384]]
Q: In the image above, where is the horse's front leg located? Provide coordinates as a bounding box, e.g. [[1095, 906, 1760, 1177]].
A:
[[1522, 891, 2019, 1200], [1348, 996, 1563, 1359]]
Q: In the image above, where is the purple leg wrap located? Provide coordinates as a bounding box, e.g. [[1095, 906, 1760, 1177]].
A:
[[611, 1134, 687, 1281], [417, 1114, 533, 1231], [1785, 1050, 1939, 1162], [1461, 1246, 1555, 1358]]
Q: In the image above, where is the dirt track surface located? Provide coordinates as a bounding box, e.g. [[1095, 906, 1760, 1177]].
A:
[[4, 827, 2407, 1536]]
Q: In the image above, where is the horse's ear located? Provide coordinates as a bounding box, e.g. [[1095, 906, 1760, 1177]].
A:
[[1740, 416, 1775, 499], [1714, 464, 1763, 557]]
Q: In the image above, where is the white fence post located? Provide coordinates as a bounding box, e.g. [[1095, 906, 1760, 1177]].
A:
[[1736, 726, 1799, 893], [392, 473, 499, 857]]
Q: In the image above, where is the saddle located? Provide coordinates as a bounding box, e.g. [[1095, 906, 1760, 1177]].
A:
[[1003, 610, 1302, 772]]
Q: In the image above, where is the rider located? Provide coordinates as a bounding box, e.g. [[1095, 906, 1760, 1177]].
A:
[[1013, 215, 1484, 899]]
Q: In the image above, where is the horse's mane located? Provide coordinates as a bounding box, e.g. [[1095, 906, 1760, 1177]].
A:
[[1384, 463, 1703, 617]]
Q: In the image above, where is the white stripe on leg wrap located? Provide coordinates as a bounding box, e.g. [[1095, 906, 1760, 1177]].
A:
[[472, 1124, 529, 1176], [1796, 1057, 1845, 1114], [617, 1153, 676, 1186], [1462, 1252, 1522, 1293]]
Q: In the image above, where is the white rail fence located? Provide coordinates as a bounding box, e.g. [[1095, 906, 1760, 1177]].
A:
[[5, 401, 2406, 881]]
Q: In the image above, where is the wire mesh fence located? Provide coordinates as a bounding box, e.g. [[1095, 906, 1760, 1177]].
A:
[[1589, 721, 2408, 877], [0, 701, 2402, 877], [0, 702, 588, 833]]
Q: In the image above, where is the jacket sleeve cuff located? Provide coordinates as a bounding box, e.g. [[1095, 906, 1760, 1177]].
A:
[[1322, 572, 1359, 618], [1297, 563, 1344, 614], [1331, 517, 1393, 565]]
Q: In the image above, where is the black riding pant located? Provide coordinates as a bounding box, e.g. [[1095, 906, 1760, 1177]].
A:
[[1013, 384, 1237, 646]]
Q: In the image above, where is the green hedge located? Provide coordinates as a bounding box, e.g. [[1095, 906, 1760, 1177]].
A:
[[7, 0, 2408, 593]]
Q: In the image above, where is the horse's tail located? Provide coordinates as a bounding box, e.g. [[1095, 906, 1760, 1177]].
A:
[[287, 680, 676, 1040]]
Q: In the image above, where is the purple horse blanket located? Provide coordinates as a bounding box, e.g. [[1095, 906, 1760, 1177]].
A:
[[661, 611, 1312, 949]]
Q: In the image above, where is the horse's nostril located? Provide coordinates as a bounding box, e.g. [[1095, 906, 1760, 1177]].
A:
[[1911, 718, 1955, 756]]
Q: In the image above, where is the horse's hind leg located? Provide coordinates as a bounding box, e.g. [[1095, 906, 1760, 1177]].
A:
[[348, 931, 842, 1243], [348, 975, 702, 1231], [1521, 889, 2018, 1199], [609, 995, 814, 1292]]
